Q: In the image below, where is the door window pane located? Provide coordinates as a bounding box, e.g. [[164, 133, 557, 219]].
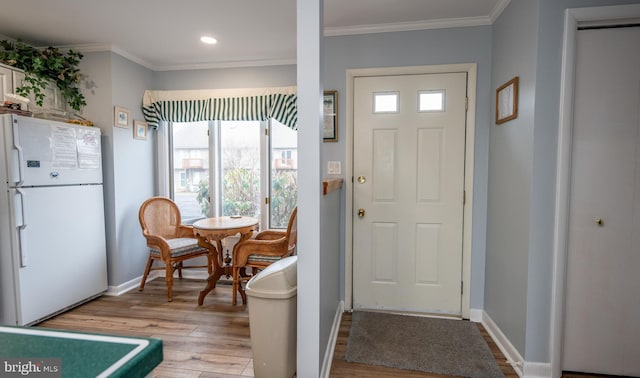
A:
[[171, 121, 209, 224], [374, 92, 399, 113], [418, 90, 445, 112], [221, 121, 261, 218], [270, 120, 297, 228]]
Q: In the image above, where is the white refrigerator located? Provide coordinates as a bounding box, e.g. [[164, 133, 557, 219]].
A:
[[0, 114, 108, 326]]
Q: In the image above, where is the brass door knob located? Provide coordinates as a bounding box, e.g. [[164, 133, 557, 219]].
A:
[[358, 208, 365, 218], [357, 175, 366, 184]]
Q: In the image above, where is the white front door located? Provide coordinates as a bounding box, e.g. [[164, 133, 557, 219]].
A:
[[352, 72, 467, 315], [562, 26, 640, 376]]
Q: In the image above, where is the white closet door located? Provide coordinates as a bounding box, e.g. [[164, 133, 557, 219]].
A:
[[563, 26, 640, 376]]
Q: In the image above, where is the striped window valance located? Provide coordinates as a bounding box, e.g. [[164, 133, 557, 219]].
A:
[[142, 86, 297, 130]]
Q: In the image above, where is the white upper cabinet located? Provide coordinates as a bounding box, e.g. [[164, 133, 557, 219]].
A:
[[0, 63, 67, 115], [0, 63, 16, 104]]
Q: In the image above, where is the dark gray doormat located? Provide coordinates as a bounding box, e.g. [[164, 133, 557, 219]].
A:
[[345, 311, 504, 377]]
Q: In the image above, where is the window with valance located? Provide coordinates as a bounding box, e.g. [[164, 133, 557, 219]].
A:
[[142, 86, 297, 130]]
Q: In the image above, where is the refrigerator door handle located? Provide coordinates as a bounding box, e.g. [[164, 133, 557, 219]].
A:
[[15, 188, 28, 267], [12, 122, 25, 186]]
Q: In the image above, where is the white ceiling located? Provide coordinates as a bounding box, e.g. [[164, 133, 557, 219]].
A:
[[0, 0, 508, 71]]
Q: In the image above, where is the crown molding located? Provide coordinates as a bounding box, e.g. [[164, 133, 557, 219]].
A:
[[324, 0, 511, 37], [54, 43, 296, 71], [55, 43, 155, 70], [489, 0, 511, 23], [324, 16, 492, 37], [153, 58, 297, 71]]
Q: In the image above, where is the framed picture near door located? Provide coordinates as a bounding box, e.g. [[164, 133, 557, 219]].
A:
[[495, 76, 519, 124], [323, 91, 338, 142]]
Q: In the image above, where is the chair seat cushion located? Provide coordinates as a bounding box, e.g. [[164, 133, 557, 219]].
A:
[[247, 254, 282, 264], [150, 238, 207, 257]]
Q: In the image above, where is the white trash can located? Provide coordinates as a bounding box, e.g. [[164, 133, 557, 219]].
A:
[[245, 256, 297, 378]]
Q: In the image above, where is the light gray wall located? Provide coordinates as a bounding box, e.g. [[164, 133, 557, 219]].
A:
[[486, 0, 539, 357], [152, 65, 296, 90], [79, 51, 154, 286], [110, 53, 155, 284], [320, 188, 342, 370], [323, 25, 493, 310]]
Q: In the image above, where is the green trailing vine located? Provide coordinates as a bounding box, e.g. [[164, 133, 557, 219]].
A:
[[0, 39, 86, 112]]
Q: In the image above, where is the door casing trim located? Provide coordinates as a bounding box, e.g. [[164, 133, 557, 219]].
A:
[[345, 63, 477, 318]]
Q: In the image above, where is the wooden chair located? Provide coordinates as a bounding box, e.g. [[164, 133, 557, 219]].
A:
[[231, 207, 297, 305], [138, 196, 214, 301]]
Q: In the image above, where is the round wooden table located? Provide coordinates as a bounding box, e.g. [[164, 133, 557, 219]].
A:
[[193, 216, 259, 305]]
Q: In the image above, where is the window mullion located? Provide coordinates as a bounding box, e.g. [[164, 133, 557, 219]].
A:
[[210, 120, 222, 217], [159, 121, 172, 198], [261, 120, 270, 228]]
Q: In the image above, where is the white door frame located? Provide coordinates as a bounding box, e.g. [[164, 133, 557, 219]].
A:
[[344, 63, 477, 319], [551, 4, 640, 378]]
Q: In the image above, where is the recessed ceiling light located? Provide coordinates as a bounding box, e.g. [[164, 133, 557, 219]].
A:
[[200, 36, 218, 45]]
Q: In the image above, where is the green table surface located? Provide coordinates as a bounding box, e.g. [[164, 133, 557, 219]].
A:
[[0, 326, 162, 377]]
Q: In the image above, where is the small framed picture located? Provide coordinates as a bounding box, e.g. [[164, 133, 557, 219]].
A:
[[134, 120, 148, 140], [114, 106, 130, 128], [496, 77, 519, 125], [323, 90, 338, 142]]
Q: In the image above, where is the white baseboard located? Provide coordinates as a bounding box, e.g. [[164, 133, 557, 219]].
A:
[[104, 271, 160, 296], [480, 310, 553, 378], [481, 311, 553, 378], [104, 268, 210, 296], [170, 269, 211, 280], [321, 301, 344, 378], [523, 361, 552, 378], [481, 311, 525, 377], [469, 308, 483, 322]]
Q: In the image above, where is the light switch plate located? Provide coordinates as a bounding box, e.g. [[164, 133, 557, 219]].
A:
[[327, 161, 341, 175]]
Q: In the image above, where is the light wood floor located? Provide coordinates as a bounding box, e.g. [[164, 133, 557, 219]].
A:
[[36, 278, 602, 377], [39, 278, 255, 377]]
